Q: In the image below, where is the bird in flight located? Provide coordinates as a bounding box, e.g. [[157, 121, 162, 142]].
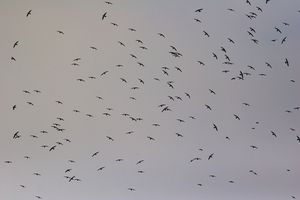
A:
[[26, 10, 32, 17], [208, 153, 214, 160], [102, 12, 107, 20], [13, 41, 19, 48], [13, 131, 20, 139]]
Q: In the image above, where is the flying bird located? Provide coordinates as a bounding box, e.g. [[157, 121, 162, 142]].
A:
[[26, 10, 32, 17], [102, 12, 107, 20]]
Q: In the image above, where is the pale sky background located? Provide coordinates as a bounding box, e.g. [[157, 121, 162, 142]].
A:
[[0, 0, 300, 200]]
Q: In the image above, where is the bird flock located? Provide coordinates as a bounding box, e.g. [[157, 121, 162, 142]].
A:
[[1, 0, 300, 200]]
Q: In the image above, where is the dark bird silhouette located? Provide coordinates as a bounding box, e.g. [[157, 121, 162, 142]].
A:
[[195, 8, 203, 12], [213, 123, 218, 131], [65, 169, 72, 173], [13, 41, 19, 48], [281, 37, 287, 44], [102, 12, 107, 20], [158, 33, 165, 38], [97, 166, 105, 171], [275, 27, 282, 33], [147, 136, 155, 141], [271, 131, 277, 137], [26, 10, 32, 17], [4, 160, 12, 164], [297, 136, 300, 143], [234, 114, 240, 120], [285, 58, 289, 67], [175, 133, 183, 137], [128, 188, 136, 191], [13, 131, 20, 139], [250, 145, 258, 149], [203, 31, 210, 37], [106, 136, 114, 141], [90, 46, 98, 50], [11, 56, 16, 61], [197, 61, 205, 66], [249, 170, 257, 175], [228, 38, 235, 44], [208, 153, 214, 160], [57, 30, 64, 34], [49, 145, 56, 151], [136, 160, 144, 165], [190, 157, 201, 162], [209, 89, 216, 95], [92, 151, 99, 157]]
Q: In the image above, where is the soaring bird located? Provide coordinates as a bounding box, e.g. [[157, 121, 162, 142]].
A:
[[281, 37, 287, 44], [285, 58, 289, 67], [102, 12, 107, 20], [49, 145, 56, 151], [209, 89, 216, 94], [158, 33, 165, 38], [57, 30, 64, 34], [13, 131, 20, 139], [195, 8, 203, 12], [26, 10, 32, 17], [175, 133, 183, 137], [297, 136, 300, 143], [136, 160, 144, 165], [97, 166, 105, 171], [234, 114, 240, 120], [106, 136, 114, 141], [190, 157, 201, 162], [213, 123, 218, 131], [13, 41, 19, 48], [208, 153, 214, 160], [92, 151, 99, 157], [147, 136, 155, 141]]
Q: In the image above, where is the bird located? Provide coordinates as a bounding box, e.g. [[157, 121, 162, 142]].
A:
[[190, 157, 201, 162], [158, 33, 165, 38], [106, 136, 114, 141], [26, 10, 32, 17], [13, 131, 20, 139], [11, 56, 16, 61], [213, 123, 218, 131], [57, 30, 64, 34], [297, 136, 300, 143], [97, 167, 105, 171], [281, 36, 287, 44], [209, 89, 216, 95], [136, 160, 144, 165], [234, 114, 240, 120], [92, 151, 99, 157], [13, 41, 19, 48], [285, 58, 289, 67], [195, 8, 203, 12], [102, 12, 107, 20], [208, 153, 214, 160], [128, 188, 135, 191], [147, 136, 155, 141], [49, 145, 56, 151], [175, 133, 183, 137]]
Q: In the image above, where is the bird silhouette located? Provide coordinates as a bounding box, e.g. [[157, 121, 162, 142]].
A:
[[26, 10, 32, 17], [102, 12, 107, 20]]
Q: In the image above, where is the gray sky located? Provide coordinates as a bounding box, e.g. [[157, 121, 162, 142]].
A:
[[1, 0, 300, 200]]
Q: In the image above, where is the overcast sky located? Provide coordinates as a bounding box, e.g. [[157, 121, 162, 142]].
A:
[[0, 0, 300, 200]]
